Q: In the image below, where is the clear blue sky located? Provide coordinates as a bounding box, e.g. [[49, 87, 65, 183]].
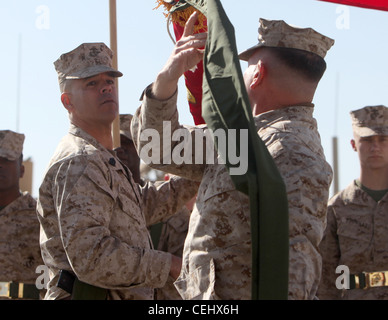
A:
[[1, 0, 387, 197]]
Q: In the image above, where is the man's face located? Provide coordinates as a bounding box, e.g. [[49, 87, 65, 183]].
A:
[[64, 72, 119, 126], [0, 156, 23, 192], [352, 134, 388, 171]]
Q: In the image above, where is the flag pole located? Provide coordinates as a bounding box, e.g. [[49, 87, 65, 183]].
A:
[[109, 0, 120, 148]]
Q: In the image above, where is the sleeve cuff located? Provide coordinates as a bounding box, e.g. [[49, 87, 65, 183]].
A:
[[144, 249, 172, 288]]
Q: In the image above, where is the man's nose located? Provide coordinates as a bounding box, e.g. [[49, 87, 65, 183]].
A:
[[101, 82, 113, 94], [370, 140, 381, 151]]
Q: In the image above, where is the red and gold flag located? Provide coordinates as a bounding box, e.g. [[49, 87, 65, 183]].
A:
[[319, 0, 388, 11], [155, 0, 207, 125]]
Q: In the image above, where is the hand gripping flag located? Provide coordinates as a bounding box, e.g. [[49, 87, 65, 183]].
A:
[[155, 0, 207, 125]]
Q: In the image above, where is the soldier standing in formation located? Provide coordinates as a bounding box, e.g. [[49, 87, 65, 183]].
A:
[[318, 105, 388, 299], [0, 130, 43, 300], [132, 13, 334, 299], [36, 43, 199, 300]]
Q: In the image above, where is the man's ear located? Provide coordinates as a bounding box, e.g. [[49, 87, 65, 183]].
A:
[[350, 139, 357, 152], [250, 61, 265, 90], [19, 163, 25, 179], [61, 92, 73, 112]]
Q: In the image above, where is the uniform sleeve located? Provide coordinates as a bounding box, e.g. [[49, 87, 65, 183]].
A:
[[53, 156, 171, 289], [131, 85, 207, 182], [317, 205, 342, 300], [140, 175, 198, 227], [271, 140, 332, 299]]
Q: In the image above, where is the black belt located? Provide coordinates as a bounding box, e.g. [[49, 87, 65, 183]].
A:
[[57, 270, 108, 300], [349, 271, 388, 289], [0, 282, 40, 299]]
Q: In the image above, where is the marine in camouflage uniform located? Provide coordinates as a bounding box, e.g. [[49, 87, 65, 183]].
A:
[[0, 130, 43, 300], [132, 17, 333, 299], [318, 105, 388, 300], [37, 43, 199, 300]]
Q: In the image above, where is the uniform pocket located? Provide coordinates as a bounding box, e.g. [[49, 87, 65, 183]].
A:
[[337, 216, 372, 242], [117, 192, 145, 228], [201, 165, 237, 202], [337, 215, 373, 263]]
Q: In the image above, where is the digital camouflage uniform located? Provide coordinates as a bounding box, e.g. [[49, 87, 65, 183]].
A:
[[255, 106, 333, 299], [0, 193, 43, 300], [132, 17, 333, 300], [318, 105, 388, 300], [0, 130, 43, 300], [318, 182, 388, 299], [37, 43, 199, 300], [155, 206, 191, 300]]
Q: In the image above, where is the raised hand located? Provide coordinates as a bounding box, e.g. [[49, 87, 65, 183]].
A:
[[152, 11, 207, 101]]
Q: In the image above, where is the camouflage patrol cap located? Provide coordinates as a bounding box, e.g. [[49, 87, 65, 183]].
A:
[[120, 114, 133, 140], [0, 130, 25, 161], [239, 18, 335, 61], [350, 105, 388, 137], [54, 43, 123, 91]]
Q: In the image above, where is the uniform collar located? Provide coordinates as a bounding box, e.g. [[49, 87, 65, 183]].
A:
[[341, 180, 384, 206], [0, 192, 35, 214], [68, 123, 125, 173], [68, 124, 107, 153], [253, 104, 315, 127]]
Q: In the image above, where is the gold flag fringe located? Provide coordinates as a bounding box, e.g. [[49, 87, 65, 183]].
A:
[[154, 0, 207, 33]]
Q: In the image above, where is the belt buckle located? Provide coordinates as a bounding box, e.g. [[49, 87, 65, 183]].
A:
[[0, 282, 10, 297], [353, 274, 361, 289], [365, 272, 386, 288]]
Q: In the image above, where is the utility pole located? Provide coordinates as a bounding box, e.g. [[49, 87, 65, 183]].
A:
[[109, 0, 120, 149], [332, 73, 340, 195], [16, 34, 22, 132], [16, 34, 33, 194]]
